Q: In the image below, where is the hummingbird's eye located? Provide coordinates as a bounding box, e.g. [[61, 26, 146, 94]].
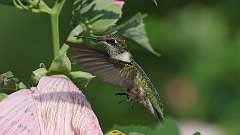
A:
[[106, 39, 118, 46]]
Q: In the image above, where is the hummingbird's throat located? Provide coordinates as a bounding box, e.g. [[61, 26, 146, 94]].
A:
[[112, 51, 131, 63]]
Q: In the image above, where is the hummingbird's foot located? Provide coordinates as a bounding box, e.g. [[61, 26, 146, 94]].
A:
[[116, 92, 134, 109], [117, 99, 135, 109], [116, 92, 128, 104], [130, 103, 134, 110], [117, 100, 128, 104]]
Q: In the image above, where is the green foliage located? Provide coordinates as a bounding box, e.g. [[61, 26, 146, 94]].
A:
[[1, 0, 158, 85], [0, 93, 7, 101], [115, 13, 160, 56], [0, 71, 26, 93], [1, 0, 52, 14], [67, 25, 84, 43], [31, 64, 48, 85], [66, 0, 159, 89], [193, 131, 201, 135], [48, 53, 71, 74], [114, 125, 152, 135], [1, 0, 240, 134], [0, 71, 16, 84], [70, 71, 95, 88], [0, 0, 41, 7], [113, 119, 180, 135], [72, 0, 123, 34], [0, 71, 18, 92]]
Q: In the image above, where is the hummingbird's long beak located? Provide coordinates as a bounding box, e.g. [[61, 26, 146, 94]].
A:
[[74, 35, 105, 42]]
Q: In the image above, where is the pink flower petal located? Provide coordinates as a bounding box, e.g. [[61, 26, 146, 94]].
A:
[[178, 121, 225, 135], [0, 90, 40, 135], [0, 75, 103, 135], [113, 0, 125, 8]]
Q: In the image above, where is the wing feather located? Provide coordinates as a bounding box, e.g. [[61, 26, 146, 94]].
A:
[[67, 42, 136, 89]]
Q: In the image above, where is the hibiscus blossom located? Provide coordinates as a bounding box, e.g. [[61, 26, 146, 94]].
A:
[[0, 75, 103, 135]]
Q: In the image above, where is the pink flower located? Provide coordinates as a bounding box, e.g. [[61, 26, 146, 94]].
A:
[[178, 121, 225, 135], [113, 0, 125, 8], [0, 75, 103, 135]]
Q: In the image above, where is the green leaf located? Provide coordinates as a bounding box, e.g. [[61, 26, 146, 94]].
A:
[[0, 71, 19, 93], [70, 71, 95, 88], [193, 131, 201, 135], [16, 82, 27, 89], [113, 125, 153, 135], [48, 45, 72, 74], [31, 65, 48, 85], [72, 0, 123, 34], [155, 119, 180, 135], [115, 13, 160, 56], [0, 71, 27, 92], [67, 25, 84, 43], [71, 71, 95, 80], [49, 54, 71, 74], [0, 0, 33, 6], [0, 93, 7, 101], [113, 118, 180, 135], [0, 71, 15, 84], [0, 0, 52, 14]]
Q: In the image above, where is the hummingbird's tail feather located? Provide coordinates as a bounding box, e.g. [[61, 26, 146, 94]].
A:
[[143, 98, 164, 121], [152, 104, 164, 121]]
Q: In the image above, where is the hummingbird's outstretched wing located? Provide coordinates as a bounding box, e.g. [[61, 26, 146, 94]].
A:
[[67, 42, 137, 89]]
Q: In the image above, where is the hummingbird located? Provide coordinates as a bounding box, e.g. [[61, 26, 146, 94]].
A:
[[66, 34, 164, 121]]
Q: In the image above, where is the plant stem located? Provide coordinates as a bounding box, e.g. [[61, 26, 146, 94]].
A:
[[50, 0, 66, 59], [50, 13, 60, 58]]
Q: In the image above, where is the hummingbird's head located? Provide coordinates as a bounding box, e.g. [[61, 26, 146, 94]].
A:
[[75, 34, 126, 50], [101, 34, 126, 50], [74, 34, 131, 62]]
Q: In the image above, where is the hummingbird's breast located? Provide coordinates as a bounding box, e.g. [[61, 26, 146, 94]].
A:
[[127, 85, 146, 102], [125, 72, 151, 102]]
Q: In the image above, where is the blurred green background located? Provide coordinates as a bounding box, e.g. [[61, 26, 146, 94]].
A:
[[1, 0, 240, 134]]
